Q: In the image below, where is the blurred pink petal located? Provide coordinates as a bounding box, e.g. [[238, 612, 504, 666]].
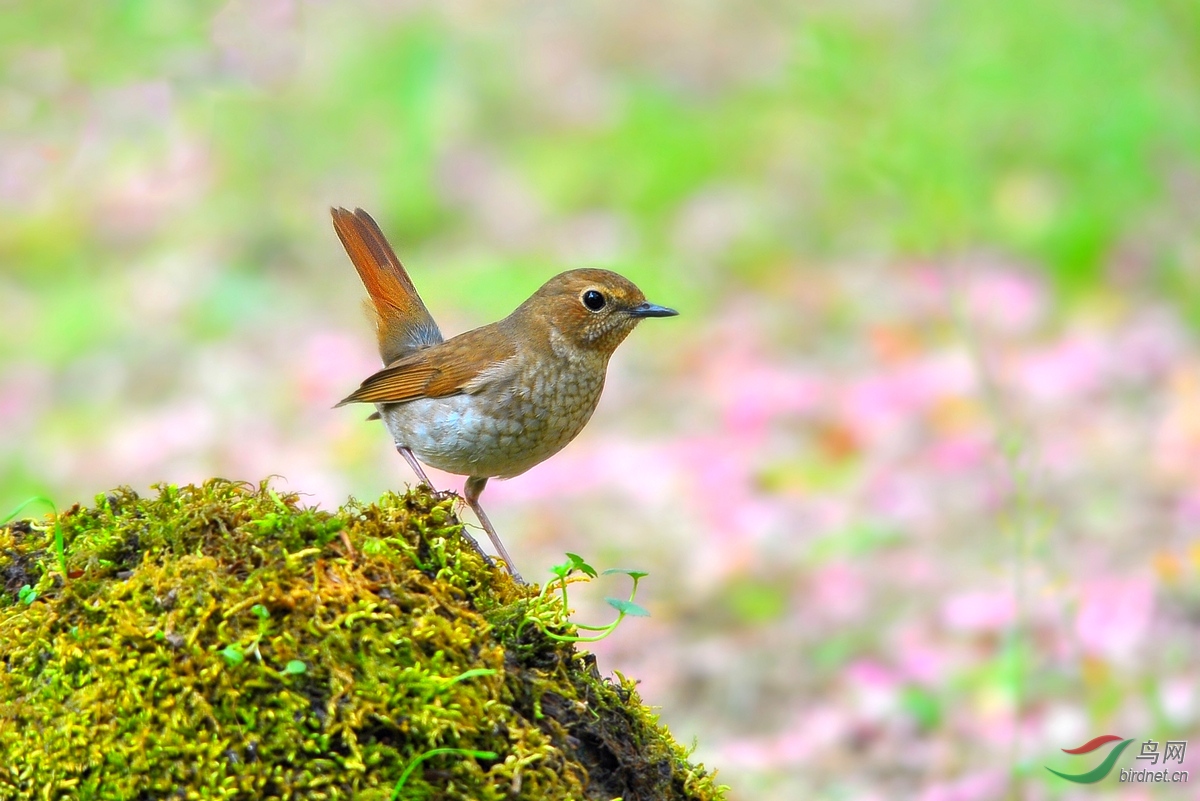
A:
[[492, 440, 675, 505], [1110, 313, 1187, 382], [1075, 576, 1154, 663], [966, 269, 1045, 333], [1159, 677, 1196, 725], [108, 401, 218, 472], [0, 362, 51, 441], [298, 330, 380, 405], [1011, 334, 1108, 406], [846, 659, 900, 720], [942, 590, 1015, 633], [927, 435, 989, 472], [1173, 491, 1200, 527], [918, 770, 1007, 801], [715, 706, 845, 769], [895, 626, 955, 685], [865, 473, 935, 527], [810, 562, 868, 622], [723, 366, 825, 439], [841, 353, 975, 442]]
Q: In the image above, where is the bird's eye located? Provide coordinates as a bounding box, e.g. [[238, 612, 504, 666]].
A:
[[582, 289, 606, 311]]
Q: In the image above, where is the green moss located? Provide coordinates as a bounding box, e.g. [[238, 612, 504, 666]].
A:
[[0, 479, 725, 801]]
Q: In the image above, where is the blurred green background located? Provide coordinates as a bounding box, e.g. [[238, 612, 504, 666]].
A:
[[4, 1, 1200, 799]]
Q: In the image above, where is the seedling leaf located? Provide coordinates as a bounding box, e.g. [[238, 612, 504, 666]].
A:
[[602, 568, 649, 580], [565, 552, 598, 577], [605, 597, 649, 617]]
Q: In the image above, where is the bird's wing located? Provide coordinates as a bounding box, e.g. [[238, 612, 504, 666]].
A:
[[336, 327, 519, 406]]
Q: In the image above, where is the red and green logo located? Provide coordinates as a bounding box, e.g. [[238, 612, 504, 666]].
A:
[[1046, 735, 1135, 783]]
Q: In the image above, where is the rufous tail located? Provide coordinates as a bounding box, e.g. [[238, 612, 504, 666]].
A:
[[331, 207, 443, 363]]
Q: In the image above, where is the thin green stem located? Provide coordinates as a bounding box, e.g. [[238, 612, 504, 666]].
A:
[[3, 496, 66, 578], [542, 614, 622, 643], [439, 668, 497, 689], [389, 748, 497, 800]]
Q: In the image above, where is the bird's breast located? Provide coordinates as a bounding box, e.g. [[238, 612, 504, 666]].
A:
[[379, 354, 608, 479]]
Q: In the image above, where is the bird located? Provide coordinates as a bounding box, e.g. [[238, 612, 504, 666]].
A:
[[331, 207, 678, 582]]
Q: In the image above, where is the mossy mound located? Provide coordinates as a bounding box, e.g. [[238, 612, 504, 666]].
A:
[[0, 480, 725, 801]]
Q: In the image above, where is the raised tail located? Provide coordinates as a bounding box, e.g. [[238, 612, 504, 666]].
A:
[[331, 207, 443, 363]]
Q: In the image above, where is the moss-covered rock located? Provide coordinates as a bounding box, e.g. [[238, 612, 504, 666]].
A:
[[0, 479, 725, 801]]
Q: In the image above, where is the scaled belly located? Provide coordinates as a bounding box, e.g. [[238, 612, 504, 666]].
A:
[[379, 387, 599, 479]]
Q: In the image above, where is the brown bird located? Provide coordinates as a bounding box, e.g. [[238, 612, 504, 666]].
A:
[[331, 207, 677, 582]]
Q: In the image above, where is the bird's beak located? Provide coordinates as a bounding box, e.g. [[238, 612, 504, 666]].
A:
[[628, 301, 679, 318]]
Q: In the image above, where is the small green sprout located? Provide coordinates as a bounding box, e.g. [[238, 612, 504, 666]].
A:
[[3, 496, 66, 579], [563, 553, 598, 578], [220, 645, 245, 666], [283, 660, 306, 675], [223, 603, 269, 664], [523, 556, 650, 643], [437, 668, 496, 690], [17, 585, 37, 605], [361, 537, 388, 557]]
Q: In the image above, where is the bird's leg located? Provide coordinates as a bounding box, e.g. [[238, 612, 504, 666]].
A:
[[397, 446, 492, 567], [464, 476, 524, 584], [397, 445, 435, 488]]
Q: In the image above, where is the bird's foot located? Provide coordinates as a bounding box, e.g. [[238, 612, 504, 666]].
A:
[[455, 526, 496, 570]]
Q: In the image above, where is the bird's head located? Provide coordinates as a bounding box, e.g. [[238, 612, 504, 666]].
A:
[[520, 268, 678, 355]]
